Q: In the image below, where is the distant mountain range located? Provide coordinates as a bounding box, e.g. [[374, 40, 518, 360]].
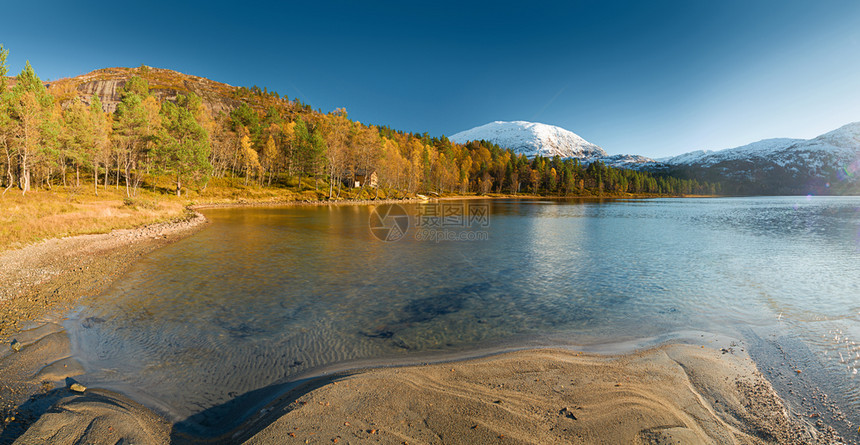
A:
[[654, 122, 860, 194], [449, 120, 860, 195]]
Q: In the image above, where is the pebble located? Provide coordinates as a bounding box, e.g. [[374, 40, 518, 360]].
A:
[[10, 339, 21, 352], [69, 383, 87, 393]]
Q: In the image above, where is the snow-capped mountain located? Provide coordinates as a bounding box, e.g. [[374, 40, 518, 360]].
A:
[[663, 138, 804, 167], [653, 122, 860, 194], [661, 123, 859, 172], [449, 119, 859, 194], [600, 154, 659, 169], [449, 121, 607, 159]]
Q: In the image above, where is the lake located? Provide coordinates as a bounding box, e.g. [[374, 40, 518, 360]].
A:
[[64, 197, 860, 436]]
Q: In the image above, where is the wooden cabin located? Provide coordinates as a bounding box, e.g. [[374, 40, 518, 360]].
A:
[[348, 169, 377, 188]]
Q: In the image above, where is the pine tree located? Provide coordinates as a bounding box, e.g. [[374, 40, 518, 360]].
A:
[[113, 75, 154, 196], [62, 98, 92, 187], [155, 94, 212, 196], [10, 61, 52, 194], [0, 45, 13, 194]]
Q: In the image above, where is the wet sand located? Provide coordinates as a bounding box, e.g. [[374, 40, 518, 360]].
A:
[[3, 341, 841, 444], [0, 203, 847, 444]]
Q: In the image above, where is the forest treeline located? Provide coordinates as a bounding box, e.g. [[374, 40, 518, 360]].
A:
[[0, 46, 719, 199]]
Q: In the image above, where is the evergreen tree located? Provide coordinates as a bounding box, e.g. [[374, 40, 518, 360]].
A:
[[10, 61, 52, 194], [61, 98, 93, 187], [89, 95, 111, 195], [0, 45, 13, 193], [155, 94, 212, 196], [113, 75, 159, 196]]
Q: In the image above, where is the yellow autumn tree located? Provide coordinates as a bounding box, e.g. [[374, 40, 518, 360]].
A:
[[261, 133, 278, 186], [238, 128, 261, 186]]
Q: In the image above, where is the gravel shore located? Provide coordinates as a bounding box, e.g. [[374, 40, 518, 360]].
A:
[[0, 210, 207, 338]]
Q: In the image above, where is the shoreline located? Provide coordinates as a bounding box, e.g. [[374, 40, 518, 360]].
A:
[[0, 209, 208, 336], [188, 191, 719, 211], [0, 197, 848, 443]]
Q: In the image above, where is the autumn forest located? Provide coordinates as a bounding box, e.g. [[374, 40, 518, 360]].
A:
[[0, 47, 719, 201]]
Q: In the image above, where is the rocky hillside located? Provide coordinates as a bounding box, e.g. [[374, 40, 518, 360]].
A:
[[6, 66, 248, 115]]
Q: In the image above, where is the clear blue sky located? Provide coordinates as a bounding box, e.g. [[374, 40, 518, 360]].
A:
[[3, 0, 860, 158]]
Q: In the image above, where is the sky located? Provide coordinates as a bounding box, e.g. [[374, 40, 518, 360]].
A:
[[2, 0, 860, 158]]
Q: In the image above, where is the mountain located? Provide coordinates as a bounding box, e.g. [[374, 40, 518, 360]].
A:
[[35, 66, 248, 115], [450, 119, 859, 195], [449, 121, 608, 159], [600, 154, 658, 169], [14, 66, 860, 195], [654, 123, 860, 194]]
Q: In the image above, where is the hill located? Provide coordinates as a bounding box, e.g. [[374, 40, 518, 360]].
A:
[[653, 123, 860, 195]]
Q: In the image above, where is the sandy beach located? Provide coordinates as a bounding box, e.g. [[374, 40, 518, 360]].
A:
[[0, 205, 846, 444], [3, 341, 841, 444]]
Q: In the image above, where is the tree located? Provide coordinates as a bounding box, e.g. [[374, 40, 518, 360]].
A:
[[293, 118, 325, 192], [113, 75, 159, 196], [61, 98, 93, 187], [261, 132, 278, 186], [280, 120, 297, 178], [89, 95, 111, 195], [10, 61, 52, 195], [237, 127, 261, 186], [322, 108, 350, 199], [0, 45, 13, 194], [155, 94, 212, 196]]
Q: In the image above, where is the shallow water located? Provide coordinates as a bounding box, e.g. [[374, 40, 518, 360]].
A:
[[64, 197, 860, 435]]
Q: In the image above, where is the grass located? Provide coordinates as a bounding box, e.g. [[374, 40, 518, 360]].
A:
[[0, 186, 188, 252]]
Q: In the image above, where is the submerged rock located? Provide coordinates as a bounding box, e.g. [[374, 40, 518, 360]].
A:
[[10, 339, 22, 352]]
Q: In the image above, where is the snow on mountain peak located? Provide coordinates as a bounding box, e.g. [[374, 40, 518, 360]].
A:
[[665, 138, 804, 167], [811, 121, 860, 148], [661, 122, 860, 170], [449, 121, 607, 159]]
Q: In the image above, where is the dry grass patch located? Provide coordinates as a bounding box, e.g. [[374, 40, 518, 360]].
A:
[[0, 188, 187, 251]]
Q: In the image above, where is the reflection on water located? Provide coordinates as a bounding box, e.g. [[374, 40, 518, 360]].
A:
[[65, 197, 860, 435]]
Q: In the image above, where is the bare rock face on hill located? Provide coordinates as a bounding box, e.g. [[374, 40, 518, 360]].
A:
[[73, 78, 125, 113], [43, 66, 244, 115]]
